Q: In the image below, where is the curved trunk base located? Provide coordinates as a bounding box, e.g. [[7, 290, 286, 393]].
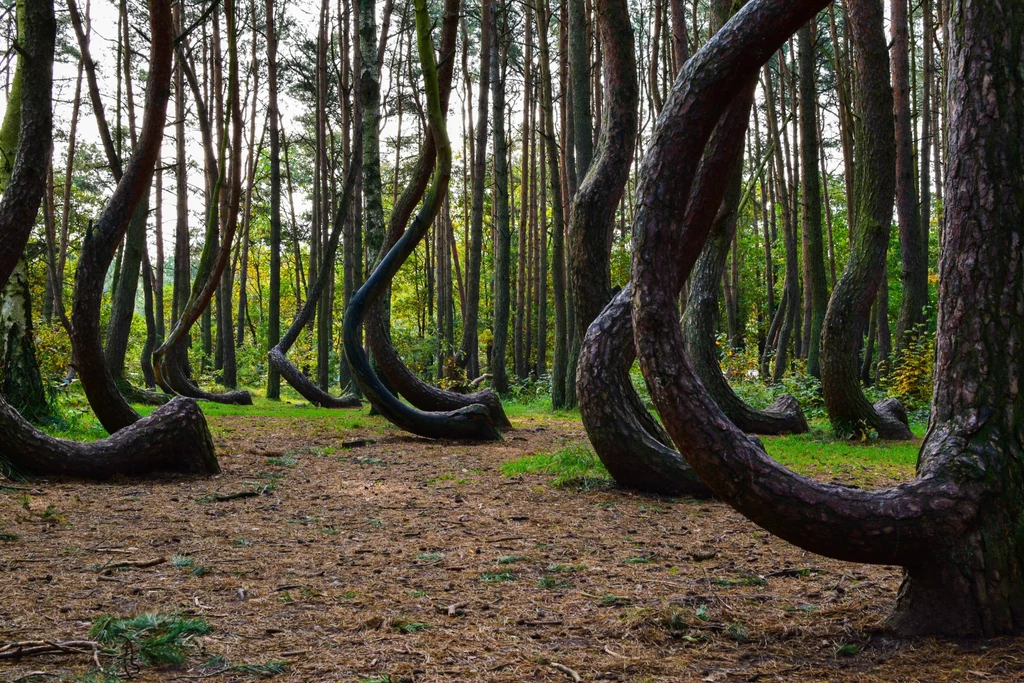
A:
[[577, 288, 712, 498], [367, 305, 510, 428], [156, 344, 253, 406], [0, 395, 219, 480], [268, 347, 361, 408], [116, 376, 171, 406]]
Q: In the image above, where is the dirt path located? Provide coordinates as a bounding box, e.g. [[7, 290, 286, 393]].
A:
[[2, 409, 1022, 682]]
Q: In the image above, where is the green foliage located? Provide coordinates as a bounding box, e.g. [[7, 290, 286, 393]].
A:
[[500, 444, 611, 490], [89, 613, 212, 668], [479, 571, 517, 583], [880, 326, 935, 410]]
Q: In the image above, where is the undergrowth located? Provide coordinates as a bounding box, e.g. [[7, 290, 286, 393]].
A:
[[501, 444, 611, 490]]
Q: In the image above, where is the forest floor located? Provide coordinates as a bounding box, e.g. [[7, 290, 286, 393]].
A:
[[2, 400, 1023, 682]]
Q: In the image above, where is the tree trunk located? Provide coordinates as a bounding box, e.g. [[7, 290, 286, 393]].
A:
[[820, 0, 912, 440], [565, 0, 638, 411], [266, 0, 282, 399], [456, 0, 493, 379], [891, 0, 928, 352], [629, 0, 1024, 637], [490, 0, 512, 394], [343, 0, 501, 441], [68, 0, 175, 434], [536, 0, 569, 408], [798, 22, 828, 378]]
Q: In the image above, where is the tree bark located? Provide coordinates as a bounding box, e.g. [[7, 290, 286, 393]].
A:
[[456, 0, 493, 379], [536, 0, 569, 408], [565, 0, 639, 410], [490, 0, 512, 394], [891, 0, 928, 352], [266, 0, 282, 399], [69, 0, 175, 434], [798, 22, 828, 378], [343, 0, 501, 441], [820, 0, 912, 440]]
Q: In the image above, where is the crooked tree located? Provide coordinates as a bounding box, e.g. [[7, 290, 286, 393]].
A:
[[629, 0, 1024, 636]]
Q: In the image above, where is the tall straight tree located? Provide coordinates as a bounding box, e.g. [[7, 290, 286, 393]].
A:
[[266, 0, 282, 399], [891, 0, 927, 350], [457, 0, 493, 380], [490, 0, 512, 393], [798, 21, 828, 377], [536, 0, 569, 407]]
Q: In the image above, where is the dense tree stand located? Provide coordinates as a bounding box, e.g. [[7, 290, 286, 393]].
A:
[[363, 0, 511, 430], [343, 0, 500, 442], [269, 146, 361, 409], [67, 0, 175, 434], [629, 0, 1024, 637]]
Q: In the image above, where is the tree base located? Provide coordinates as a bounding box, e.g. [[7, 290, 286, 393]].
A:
[[0, 396, 219, 480]]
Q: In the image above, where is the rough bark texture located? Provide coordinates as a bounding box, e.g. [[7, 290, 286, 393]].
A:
[[490, 0, 512, 394], [578, 287, 712, 497], [565, 0, 639, 409], [536, 0, 569, 408], [682, 91, 810, 435], [0, 0, 218, 481], [0, 397, 218, 480], [266, 0, 282, 400], [69, 0, 173, 434], [0, 0, 54, 291], [343, 0, 501, 442], [628, 0, 1023, 637], [820, 0, 912, 440]]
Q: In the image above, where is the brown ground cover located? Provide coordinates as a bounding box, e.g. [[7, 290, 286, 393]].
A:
[[2, 408, 1023, 682]]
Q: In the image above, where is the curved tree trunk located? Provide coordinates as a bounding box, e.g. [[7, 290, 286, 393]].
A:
[[565, 0, 639, 410], [629, 0, 1024, 637], [363, 0, 511, 429], [1, 397, 218, 480], [819, 0, 912, 440], [683, 145, 809, 436], [68, 0, 175, 434], [0, 0, 218, 480], [153, 4, 252, 408], [578, 287, 712, 497], [268, 144, 361, 409], [343, 0, 501, 442]]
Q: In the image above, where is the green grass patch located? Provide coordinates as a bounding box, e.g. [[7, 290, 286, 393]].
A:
[[480, 571, 517, 583], [497, 555, 529, 565], [761, 422, 922, 484], [501, 445, 612, 490]]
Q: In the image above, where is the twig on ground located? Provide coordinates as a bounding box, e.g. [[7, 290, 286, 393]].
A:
[[550, 662, 582, 681]]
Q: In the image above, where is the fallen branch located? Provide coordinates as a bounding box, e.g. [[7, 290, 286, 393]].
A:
[[550, 662, 582, 682], [0, 640, 107, 665]]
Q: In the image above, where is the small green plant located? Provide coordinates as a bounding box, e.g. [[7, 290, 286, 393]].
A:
[[191, 565, 212, 577], [395, 621, 429, 634], [538, 576, 572, 590], [232, 538, 252, 547], [172, 555, 194, 569], [600, 594, 630, 607], [725, 622, 750, 642], [695, 604, 710, 621], [497, 555, 528, 565], [664, 611, 688, 632], [266, 455, 297, 468], [480, 571, 517, 583], [90, 613, 212, 668], [0, 531, 18, 542], [416, 552, 445, 562], [836, 643, 860, 657]]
